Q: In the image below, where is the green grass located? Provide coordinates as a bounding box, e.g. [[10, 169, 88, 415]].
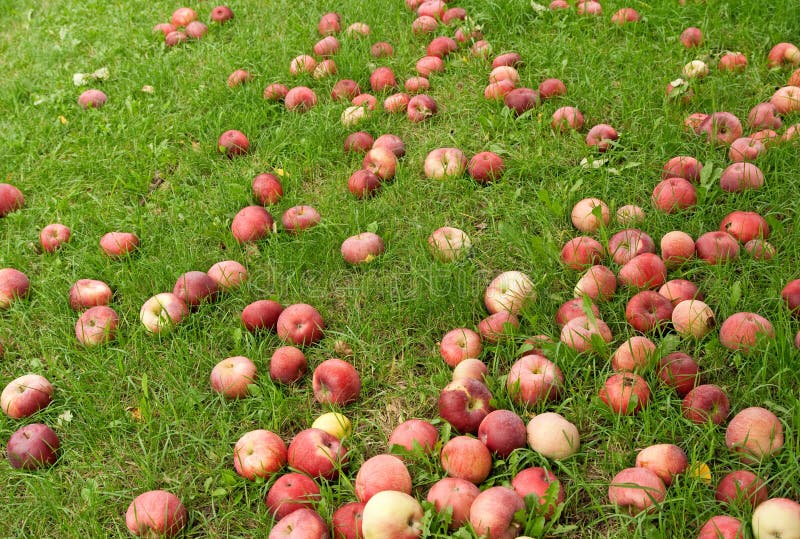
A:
[[1, 0, 799, 537]]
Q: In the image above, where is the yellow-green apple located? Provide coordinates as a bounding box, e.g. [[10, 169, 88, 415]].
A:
[[657, 352, 700, 396], [226, 69, 251, 87], [437, 378, 493, 434], [680, 27, 702, 48], [512, 467, 564, 517], [232, 205, 274, 243], [388, 419, 438, 454], [415, 56, 444, 77], [652, 177, 697, 212], [716, 470, 768, 507], [210, 356, 256, 399], [341, 232, 385, 264], [233, 429, 286, 480], [211, 6, 234, 24], [285, 87, 317, 112], [139, 293, 188, 334], [552, 106, 585, 132], [478, 311, 519, 342], [276, 303, 324, 346], [574, 265, 617, 301], [725, 407, 784, 462], [424, 148, 467, 179], [39, 223, 71, 252], [600, 373, 651, 415], [0, 183, 24, 216], [504, 88, 540, 115], [526, 412, 580, 459], [266, 473, 321, 519], [362, 147, 397, 180], [698, 515, 744, 539], [745, 239, 775, 260], [362, 490, 423, 539], [611, 7, 640, 23], [492, 52, 523, 68], [2, 374, 53, 419], [383, 93, 410, 113], [173, 271, 218, 308], [560, 315, 612, 353], [253, 173, 283, 204], [751, 498, 800, 539], [407, 94, 437, 122], [683, 60, 709, 78], [318, 12, 341, 35], [348, 170, 381, 198], [478, 409, 527, 457], [218, 129, 250, 156], [344, 132, 374, 154], [439, 327, 482, 367], [312, 412, 351, 439], [405, 76, 430, 93], [700, 112, 743, 145], [469, 486, 526, 539], [69, 279, 112, 310], [426, 478, 480, 530], [557, 298, 600, 326], [661, 231, 695, 268], [625, 291, 673, 332], [355, 454, 412, 502], [571, 198, 610, 233], [452, 358, 488, 382], [484, 80, 515, 100], [270, 346, 307, 384], [207, 260, 247, 291], [608, 228, 655, 265], [241, 300, 283, 333], [484, 271, 535, 315], [720, 211, 769, 243], [269, 508, 328, 539], [312, 358, 361, 405], [100, 231, 139, 257], [341, 105, 367, 127], [264, 84, 288, 101], [618, 253, 667, 289], [369, 67, 397, 92], [428, 227, 472, 261], [682, 384, 730, 424], [75, 305, 118, 346], [78, 89, 107, 109], [282, 205, 320, 233], [635, 444, 688, 486], [719, 162, 764, 192], [332, 80, 361, 101], [371, 42, 393, 57], [506, 354, 563, 406], [7, 423, 59, 470], [719, 312, 774, 352], [771, 86, 800, 114], [616, 205, 645, 225], [427, 36, 457, 58], [373, 134, 405, 157], [608, 468, 666, 514], [468, 152, 505, 183], [561, 237, 604, 270], [586, 124, 618, 152], [672, 299, 715, 337], [611, 336, 656, 371], [287, 428, 347, 479], [729, 137, 765, 162], [125, 490, 187, 538], [332, 502, 365, 539]]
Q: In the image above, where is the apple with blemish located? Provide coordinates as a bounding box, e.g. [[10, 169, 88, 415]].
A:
[[659, 279, 702, 307], [526, 412, 580, 459], [685, 113, 709, 133], [506, 354, 563, 406], [404, 76, 430, 93], [276, 303, 323, 346], [424, 148, 468, 180], [313, 59, 336, 79], [683, 60, 709, 79], [312, 358, 361, 405], [233, 429, 286, 480], [652, 178, 697, 212], [441, 435, 492, 484], [285, 87, 317, 112], [680, 27, 702, 48], [635, 444, 688, 486], [139, 293, 188, 334], [218, 129, 250, 156], [207, 260, 247, 291], [672, 299, 715, 338], [348, 170, 381, 198], [341, 105, 368, 127], [574, 265, 617, 301], [699, 112, 743, 145], [438, 378, 493, 434], [69, 279, 112, 310], [719, 52, 747, 71], [75, 306, 118, 346], [484, 271, 536, 314], [716, 470, 768, 508], [745, 239, 775, 260], [211, 6, 233, 24], [625, 291, 673, 332], [661, 231, 695, 268], [125, 490, 186, 538], [427, 478, 479, 530], [266, 473, 320, 520], [332, 502, 365, 539], [100, 231, 139, 257], [173, 271, 218, 307], [341, 232, 385, 265], [313, 36, 339, 57], [269, 346, 307, 384], [39, 224, 71, 252], [471, 40, 492, 57], [682, 384, 730, 424], [720, 211, 769, 244], [600, 373, 650, 415], [608, 468, 666, 514], [369, 67, 397, 93]]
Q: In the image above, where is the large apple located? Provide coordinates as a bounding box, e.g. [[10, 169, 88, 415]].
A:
[[388, 419, 438, 455], [635, 444, 688, 486], [478, 409, 527, 458], [125, 490, 187, 538], [437, 378, 493, 434], [269, 508, 328, 539], [69, 278, 112, 310], [361, 490, 423, 539], [506, 354, 563, 406], [312, 358, 361, 405], [725, 407, 784, 462], [7, 423, 59, 469], [512, 467, 565, 517], [2, 374, 53, 419], [287, 428, 347, 479], [276, 303, 324, 346], [526, 412, 580, 459], [233, 429, 287, 480], [355, 454, 412, 502], [682, 384, 730, 425], [265, 473, 321, 520], [426, 478, 480, 530], [139, 293, 188, 334], [210, 356, 257, 399], [75, 306, 119, 346], [751, 498, 800, 539], [484, 271, 535, 315], [173, 271, 218, 307], [608, 468, 666, 514]]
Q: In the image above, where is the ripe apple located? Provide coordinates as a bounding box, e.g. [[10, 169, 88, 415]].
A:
[[440, 435, 492, 484], [363, 147, 397, 180], [287, 428, 347, 480], [443, 7, 467, 23], [125, 490, 187, 538], [231, 205, 274, 243], [341, 232, 385, 264], [233, 429, 286, 480], [586, 124, 619, 152], [745, 239, 775, 260], [100, 231, 139, 257], [662, 156, 703, 182], [652, 177, 697, 212], [611, 336, 657, 371], [369, 67, 397, 93], [428, 227, 472, 262], [551, 106, 585, 132], [78, 89, 107, 109], [207, 260, 247, 291], [7, 423, 59, 470], [318, 12, 341, 35], [719, 162, 765, 192], [75, 306, 119, 346], [685, 112, 709, 133], [437, 378, 493, 434], [611, 7, 640, 24], [672, 299, 715, 338], [608, 228, 655, 265], [571, 197, 610, 233], [512, 467, 564, 517], [749, 103, 782, 130], [371, 41, 393, 58], [226, 69, 252, 87], [404, 76, 430, 93], [617, 205, 645, 225], [699, 112, 743, 145], [439, 327, 482, 367], [560, 236, 604, 270], [266, 472, 321, 520], [0, 183, 24, 216], [415, 56, 444, 78], [577, 1, 602, 15], [750, 129, 779, 145], [39, 223, 71, 252], [608, 468, 666, 514], [492, 52, 523, 68], [427, 36, 457, 58], [618, 253, 667, 289], [173, 271, 218, 308], [276, 303, 323, 346], [353, 93, 378, 110], [560, 315, 612, 353], [312, 358, 361, 405], [719, 52, 747, 71], [241, 300, 283, 333], [139, 293, 188, 334], [1, 374, 53, 419], [153, 23, 177, 36], [69, 279, 112, 310], [285, 87, 317, 112], [725, 407, 784, 462], [388, 419, 438, 454], [210, 356, 256, 399], [720, 211, 769, 244], [600, 373, 651, 415], [556, 298, 600, 326], [383, 93, 410, 113], [526, 412, 580, 459], [751, 498, 800, 539], [716, 470, 768, 508], [289, 55, 316, 76], [695, 231, 740, 264], [657, 352, 700, 396], [504, 88, 540, 115], [361, 490, 423, 539], [478, 409, 527, 458], [269, 508, 328, 539], [423, 147, 467, 179], [698, 515, 744, 539], [313, 35, 340, 57], [373, 134, 406, 157], [468, 152, 505, 183], [253, 173, 283, 204], [314, 59, 336, 79], [218, 129, 250, 157], [263, 83, 289, 101], [348, 170, 381, 199], [477, 311, 520, 342], [680, 27, 703, 48], [682, 384, 730, 424], [484, 271, 535, 315], [782, 280, 800, 317], [211, 6, 234, 24], [635, 444, 688, 486], [312, 412, 351, 440], [719, 312, 774, 352], [469, 486, 526, 539], [164, 31, 187, 47], [538, 78, 567, 99], [661, 231, 695, 268], [771, 86, 800, 114], [427, 478, 480, 530], [484, 80, 515, 100], [506, 354, 563, 406], [407, 94, 438, 122], [729, 137, 765, 162], [332, 502, 365, 539], [574, 265, 617, 301], [345, 132, 374, 154], [452, 358, 488, 382], [281, 205, 320, 233], [332, 80, 362, 101], [625, 291, 673, 332]]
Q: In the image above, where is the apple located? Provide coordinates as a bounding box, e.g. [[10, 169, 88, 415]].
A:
[[577, 1, 602, 15], [750, 129, 780, 145], [388, 419, 438, 454], [472, 40, 492, 58], [139, 293, 188, 334], [428, 227, 472, 261], [346, 22, 370, 36], [538, 78, 567, 99], [661, 231, 695, 268], [287, 428, 347, 480], [332, 80, 362, 101], [361, 490, 423, 539], [211, 356, 256, 399], [685, 113, 709, 133], [719, 162, 765, 192], [269, 508, 328, 539], [371, 42, 394, 58], [369, 67, 397, 93], [635, 444, 688, 486], [266, 473, 321, 520], [552, 106, 585, 132], [276, 303, 324, 346], [362, 147, 397, 180], [404, 76, 430, 93], [383, 93, 410, 113], [289, 55, 316, 76], [504, 88, 540, 115], [751, 498, 800, 539], [506, 354, 563, 406], [682, 384, 730, 425], [313, 35, 340, 57], [373, 134, 405, 157], [440, 435, 492, 484], [782, 279, 800, 317], [512, 467, 564, 517], [153, 23, 176, 36], [720, 211, 769, 243], [211, 6, 234, 24], [170, 7, 196, 26], [253, 173, 283, 204], [672, 299, 715, 338], [341, 232, 385, 264], [617, 205, 645, 226], [7, 423, 59, 470], [477, 311, 520, 342], [345, 132, 374, 154], [318, 12, 341, 35], [618, 253, 667, 289], [312, 358, 361, 405], [768, 42, 800, 66], [0, 183, 24, 216], [226, 69, 251, 87], [698, 516, 744, 539], [662, 156, 703, 182], [125, 490, 187, 538], [657, 352, 700, 396], [484, 271, 535, 315], [490, 66, 520, 85], [241, 300, 283, 333], [281, 205, 321, 234], [571, 197, 610, 233], [100, 231, 139, 257], [716, 470, 768, 507], [78, 89, 107, 109], [729, 137, 766, 162], [526, 412, 580, 459], [443, 7, 467, 23], [608, 468, 666, 514], [771, 86, 800, 114], [574, 265, 617, 301], [427, 36, 458, 58], [468, 152, 505, 183], [683, 60, 710, 79], [263, 84, 288, 101], [164, 31, 187, 47], [452, 358, 488, 382], [407, 94, 438, 122], [352, 93, 377, 110], [560, 236, 604, 270], [791, 68, 800, 86], [423, 148, 467, 179], [313, 59, 336, 80], [69, 279, 112, 310], [556, 298, 600, 326], [231, 205, 274, 243], [75, 306, 119, 346], [439, 327, 482, 367], [437, 378, 493, 434], [586, 124, 619, 152], [745, 239, 775, 260], [681, 27, 703, 48], [269, 346, 307, 384], [217, 129, 250, 156], [355, 454, 412, 503], [652, 177, 697, 212], [233, 429, 286, 480], [719, 312, 774, 352], [207, 260, 248, 291], [659, 279, 702, 307], [1, 374, 53, 419], [39, 223, 71, 252], [312, 412, 351, 440], [699, 112, 743, 145], [611, 7, 640, 24], [719, 52, 747, 71], [600, 373, 650, 415], [725, 407, 784, 462], [492, 52, 523, 68], [478, 409, 527, 458], [611, 336, 657, 371], [332, 502, 365, 539], [608, 228, 655, 265], [285, 87, 317, 112], [696, 230, 741, 265], [426, 478, 479, 530], [625, 291, 673, 332], [173, 271, 218, 307], [348, 170, 381, 198], [484, 80, 515, 100]]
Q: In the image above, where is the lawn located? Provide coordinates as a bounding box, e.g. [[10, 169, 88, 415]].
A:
[[0, 0, 798, 537]]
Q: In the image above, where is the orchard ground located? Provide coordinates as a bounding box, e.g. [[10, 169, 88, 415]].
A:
[[1, 0, 799, 538]]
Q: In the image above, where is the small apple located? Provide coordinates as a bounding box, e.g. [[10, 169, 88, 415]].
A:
[[560, 236, 604, 270], [1, 374, 53, 419], [276, 303, 324, 346], [484, 270, 535, 315], [269, 509, 328, 539], [611, 336, 657, 371], [139, 293, 188, 334], [715, 470, 768, 508], [428, 227, 472, 261], [75, 306, 119, 346], [771, 86, 800, 115], [423, 148, 467, 179], [404, 76, 430, 93], [625, 291, 673, 332], [211, 356, 256, 399], [7, 423, 60, 470], [263, 83, 289, 101], [682, 384, 730, 425], [441, 435, 493, 485], [100, 231, 139, 257], [253, 173, 283, 204], [729, 137, 766, 162], [269, 346, 307, 384], [574, 265, 617, 301], [695, 231, 740, 264], [78, 89, 107, 109], [600, 373, 651, 415], [173, 271, 218, 307], [341, 232, 385, 264], [719, 162, 765, 192], [312, 412, 351, 440], [69, 279, 112, 310], [265, 472, 321, 520], [616, 205, 645, 226], [217, 129, 250, 156], [345, 132, 374, 154], [164, 31, 187, 47], [39, 224, 71, 252], [662, 156, 703, 182], [427, 36, 458, 58], [281, 205, 320, 233], [571, 197, 610, 233], [211, 6, 234, 24], [526, 412, 580, 459], [207, 260, 247, 291], [611, 7, 640, 24], [586, 124, 619, 152], [407, 94, 438, 122], [233, 429, 286, 480], [226, 69, 252, 87], [635, 444, 688, 486]]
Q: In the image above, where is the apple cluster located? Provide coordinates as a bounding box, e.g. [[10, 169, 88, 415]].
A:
[[152, 5, 233, 49]]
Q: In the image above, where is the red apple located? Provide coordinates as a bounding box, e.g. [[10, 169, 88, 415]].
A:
[[69, 279, 112, 310], [407, 94, 438, 122], [313, 35, 340, 57], [492, 52, 523, 68], [719, 312, 774, 352], [269, 508, 328, 539], [699, 112, 743, 145], [680, 27, 703, 48], [383, 93, 410, 113], [452, 358, 488, 382], [469, 487, 526, 539], [695, 231, 740, 264], [618, 253, 667, 289], [685, 112, 709, 133], [608, 228, 655, 265], [139, 293, 188, 334], [611, 7, 640, 24], [484, 80, 515, 100], [352, 93, 377, 110], [608, 468, 666, 514], [371, 41, 393, 58], [660, 231, 695, 268], [538, 78, 567, 99], [745, 239, 775, 260], [611, 336, 657, 371], [362, 147, 397, 180], [173, 271, 218, 307], [266, 473, 321, 520], [478, 311, 520, 342], [388, 419, 438, 454], [289, 55, 316, 76], [233, 429, 286, 480], [217, 129, 250, 156], [659, 279, 702, 307], [341, 232, 385, 264], [698, 515, 744, 539], [428, 227, 472, 261], [682, 384, 730, 425], [211, 356, 256, 399], [125, 490, 187, 538], [616, 205, 645, 226], [512, 467, 564, 517], [263, 83, 289, 101], [39, 223, 71, 252], [571, 197, 610, 233], [312, 358, 361, 405], [355, 454, 412, 503], [725, 407, 784, 462], [771, 86, 800, 114], [443, 7, 467, 23], [373, 134, 405, 158], [439, 328, 482, 367], [468, 152, 504, 183], [211, 6, 234, 24], [552, 106, 585, 132], [348, 169, 381, 198], [287, 428, 347, 480], [240, 299, 283, 333], [504, 88, 540, 115], [313, 59, 336, 79], [719, 52, 747, 71], [281, 205, 320, 234], [1, 374, 53, 419], [426, 478, 479, 530], [506, 354, 563, 406], [441, 435, 492, 484], [586, 124, 619, 152], [662, 156, 703, 182], [332, 80, 362, 101], [490, 66, 520, 84], [226, 69, 252, 88], [729, 137, 765, 162], [578, 1, 603, 15], [719, 162, 765, 192], [253, 173, 283, 205], [99, 231, 139, 257], [75, 306, 118, 346], [318, 12, 341, 35], [207, 260, 247, 291], [526, 412, 580, 459], [782, 279, 800, 317], [285, 86, 317, 112], [478, 409, 527, 458], [625, 291, 673, 332], [404, 76, 430, 93], [78, 89, 107, 109], [720, 211, 769, 244], [574, 265, 617, 301], [153, 23, 176, 36], [635, 444, 688, 486], [427, 36, 458, 58], [269, 346, 307, 384], [332, 502, 365, 539], [484, 270, 535, 315], [0, 183, 24, 216], [716, 470, 768, 508], [560, 236, 604, 270], [344, 132, 374, 154], [657, 352, 700, 396], [600, 373, 651, 415], [652, 177, 697, 212], [369, 67, 397, 93], [276, 303, 324, 346], [231, 205, 274, 243], [437, 378, 493, 434], [164, 31, 187, 47]]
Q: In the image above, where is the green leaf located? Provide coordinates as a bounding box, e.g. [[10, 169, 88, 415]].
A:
[[730, 280, 741, 308], [366, 221, 379, 233]]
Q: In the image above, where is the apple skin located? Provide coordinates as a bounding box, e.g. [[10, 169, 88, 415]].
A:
[[427, 36, 458, 58], [276, 303, 324, 346], [635, 444, 688, 486], [369, 67, 397, 93], [608, 228, 655, 265], [287, 428, 347, 480], [618, 253, 667, 289], [560, 237, 604, 270], [348, 170, 381, 199], [344, 132, 374, 154], [371, 42, 394, 58], [512, 467, 565, 517], [241, 300, 283, 333], [285, 87, 318, 112], [577, 1, 602, 15], [332, 80, 362, 101], [75, 305, 119, 346], [782, 280, 800, 317], [232, 205, 274, 243], [698, 516, 744, 539], [608, 468, 666, 515], [611, 336, 657, 371], [771, 86, 800, 114], [226, 69, 251, 87], [657, 352, 700, 396], [552, 106, 585, 132], [719, 162, 765, 192], [437, 378, 493, 434], [173, 271, 219, 308], [616, 205, 645, 226], [661, 231, 695, 268], [751, 129, 780, 145], [478, 311, 520, 342], [574, 265, 617, 302], [538, 78, 567, 99], [672, 299, 715, 338], [751, 498, 800, 539], [312, 358, 361, 405], [725, 407, 784, 463], [373, 134, 406, 158], [164, 31, 187, 47], [355, 454, 412, 503], [719, 52, 747, 71], [556, 297, 600, 326], [353, 93, 378, 111], [332, 502, 365, 539], [625, 291, 673, 332], [682, 384, 730, 425], [218, 129, 250, 156], [78, 89, 107, 109], [426, 478, 480, 530], [361, 490, 423, 539], [504, 88, 540, 115], [341, 232, 385, 264], [662, 156, 703, 182], [469, 486, 526, 539], [492, 52, 523, 68], [266, 473, 321, 520], [600, 373, 651, 415], [211, 6, 234, 24], [269, 508, 328, 539], [720, 211, 769, 244], [768, 42, 800, 67], [506, 354, 563, 406], [440, 435, 493, 484], [439, 328, 482, 367], [745, 240, 775, 260], [716, 470, 768, 508], [695, 231, 740, 264], [100, 231, 139, 257], [69, 279, 112, 310], [404, 76, 430, 93], [699, 112, 743, 145], [484, 80, 515, 100], [233, 429, 286, 480], [139, 293, 189, 334], [39, 223, 71, 252], [362, 147, 398, 180], [719, 312, 775, 352], [125, 490, 187, 538], [560, 315, 612, 353], [468, 152, 505, 183], [264, 83, 289, 101], [484, 271, 535, 315], [1, 374, 53, 419], [477, 409, 527, 458], [729, 137, 765, 162], [289, 55, 316, 76], [253, 173, 283, 204], [680, 27, 703, 48], [207, 260, 248, 291], [407, 94, 438, 122], [571, 197, 610, 233], [282, 205, 321, 233], [611, 7, 640, 24], [7, 423, 59, 470], [423, 148, 467, 179], [318, 12, 341, 35], [586, 124, 619, 152], [428, 227, 471, 262], [388, 419, 438, 454], [453, 358, 488, 382], [0, 183, 24, 216], [210, 356, 257, 399], [526, 412, 580, 459], [652, 178, 697, 213]]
